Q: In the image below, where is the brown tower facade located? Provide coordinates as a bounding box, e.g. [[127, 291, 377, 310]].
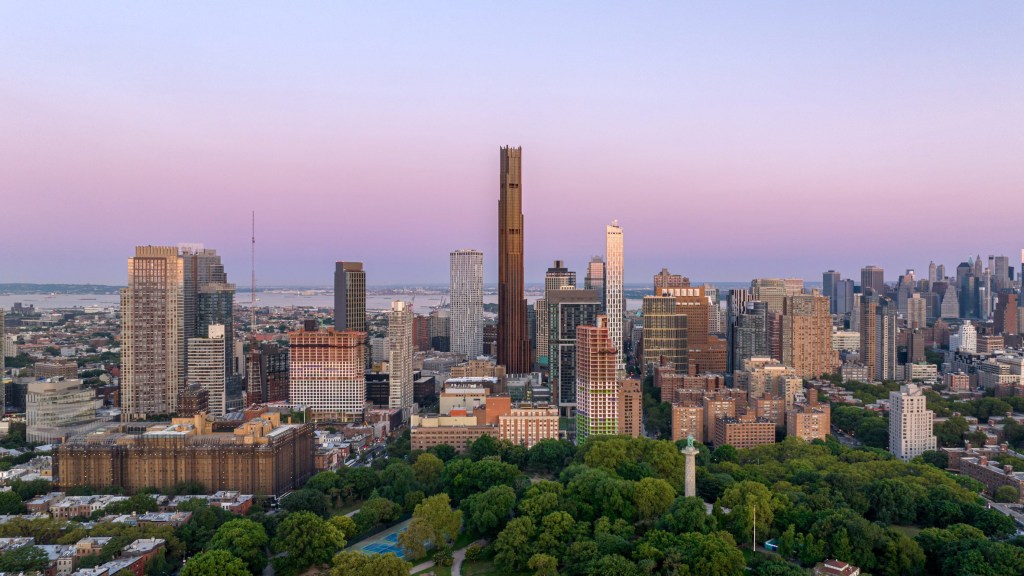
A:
[[498, 146, 530, 373]]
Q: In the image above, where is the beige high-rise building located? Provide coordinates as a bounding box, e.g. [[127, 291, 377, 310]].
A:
[[641, 295, 687, 376], [121, 246, 185, 421], [907, 293, 927, 329], [187, 324, 227, 416], [735, 357, 802, 405], [388, 301, 414, 416], [576, 315, 618, 441], [605, 222, 625, 372], [751, 278, 787, 315], [783, 278, 805, 296], [889, 384, 936, 461], [617, 378, 642, 438], [289, 326, 366, 421], [859, 297, 879, 381], [782, 290, 838, 379]]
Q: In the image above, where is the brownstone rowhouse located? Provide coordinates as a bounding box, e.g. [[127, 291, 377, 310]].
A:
[[55, 414, 314, 495]]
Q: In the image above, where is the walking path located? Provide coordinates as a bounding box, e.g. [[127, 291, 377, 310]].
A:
[[408, 539, 486, 576]]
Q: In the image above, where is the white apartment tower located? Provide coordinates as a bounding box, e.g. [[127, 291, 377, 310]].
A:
[[449, 249, 484, 359], [889, 384, 937, 461], [605, 221, 625, 372], [958, 321, 978, 354], [387, 301, 414, 416], [187, 324, 227, 415], [121, 246, 185, 421]]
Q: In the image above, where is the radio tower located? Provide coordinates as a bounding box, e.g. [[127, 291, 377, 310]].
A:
[[247, 211, 259, 403]]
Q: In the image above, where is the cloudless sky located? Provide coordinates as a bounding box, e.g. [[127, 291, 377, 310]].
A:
[[1, 2, 1022, 286]]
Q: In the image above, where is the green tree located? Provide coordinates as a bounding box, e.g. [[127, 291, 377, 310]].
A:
[[528, 553, 559, 576], [468, 434, 501, 460], [935, 416, 969, 447], [0, 545, 49, 573], [993, 484, 1019, 503], [493, 516, 535, 571], [677, 531, 746, 576], [208, 518, 269, 575], [104, 493, 158, 515], [412, 452, 444, 488], [331, 551, 411, 576], [461, 484, 517, 536], [656, 496, 712, 534], [352, 497, 402, 534], [329, 515, 359, 539], [712, 445, 738, 463], [917, 450, 949, 469], [340, 467, 379, 501], [378, 462, 416, 502], [634, 477, 676, 523], [428, 444, 457, 462], [527, 439, 575, 473], [271, 511, 346, 576], [591, 554, 641, 576], [0, 491, 24, 514], [279, 488, 328, 517], [306, 470, 341, 494], [181, 550, 249, 576], [868, 478, 918, 525], [176, 500, 234, 555], [535, 511, 576, 557], [397, 493, 462, 559], [718, 481, 780, 545]]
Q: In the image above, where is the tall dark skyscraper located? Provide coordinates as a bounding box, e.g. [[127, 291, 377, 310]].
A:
[[498, 146, 530, 373], [334, 262, 366, 333], [822, 270, 840, 313], [861, 265, 885, 295]]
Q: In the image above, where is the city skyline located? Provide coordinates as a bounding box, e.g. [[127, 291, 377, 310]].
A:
[[3, 4, 1023, 285]]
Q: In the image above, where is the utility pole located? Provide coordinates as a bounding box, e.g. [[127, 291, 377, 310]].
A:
[[753, 505, 757, 552]]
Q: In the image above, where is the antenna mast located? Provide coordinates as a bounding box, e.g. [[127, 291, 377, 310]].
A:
[[248, 211, 259, 403]]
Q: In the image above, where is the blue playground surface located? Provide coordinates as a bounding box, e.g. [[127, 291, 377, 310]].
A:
[[356, 519, 410, 558]]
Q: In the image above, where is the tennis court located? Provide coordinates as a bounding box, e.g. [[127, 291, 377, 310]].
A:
[[354, 519, 410, 558]]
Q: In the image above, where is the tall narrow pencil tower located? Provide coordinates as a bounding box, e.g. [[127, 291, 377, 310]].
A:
[[605, 221, 625, 371]]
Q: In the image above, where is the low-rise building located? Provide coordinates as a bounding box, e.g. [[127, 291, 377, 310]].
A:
[[713, 414, 775, 448], [671, 403, 704, 443], [814, 560, 861, 576], [787, 390, 831, 442], [959, 455, 1024, 502]]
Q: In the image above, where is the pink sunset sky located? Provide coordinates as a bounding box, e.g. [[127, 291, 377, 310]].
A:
[[1, 3, 1022, 286]]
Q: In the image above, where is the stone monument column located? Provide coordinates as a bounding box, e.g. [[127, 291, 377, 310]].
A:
[[682, 435, 698, 498]]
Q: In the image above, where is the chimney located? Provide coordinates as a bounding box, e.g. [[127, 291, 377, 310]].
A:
[[1005, 464, 1014, 475]]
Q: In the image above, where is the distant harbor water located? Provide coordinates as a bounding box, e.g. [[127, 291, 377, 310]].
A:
[[0, 292, 645, 315]]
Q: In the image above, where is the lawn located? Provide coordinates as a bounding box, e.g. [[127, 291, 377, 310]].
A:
[[891, 525, 923, 538], [461, 560, 529, 576]]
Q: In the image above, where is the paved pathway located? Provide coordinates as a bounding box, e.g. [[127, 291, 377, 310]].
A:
[[452, 539, 486, 576]]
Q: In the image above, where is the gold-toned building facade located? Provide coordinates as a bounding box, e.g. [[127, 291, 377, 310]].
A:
[[56, 413, 314, 495]]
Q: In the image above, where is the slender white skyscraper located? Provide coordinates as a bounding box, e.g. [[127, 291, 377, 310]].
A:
[[387, 301, 414, 417], [450, 249, 484, 358], [605, 221, 624, 371]]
